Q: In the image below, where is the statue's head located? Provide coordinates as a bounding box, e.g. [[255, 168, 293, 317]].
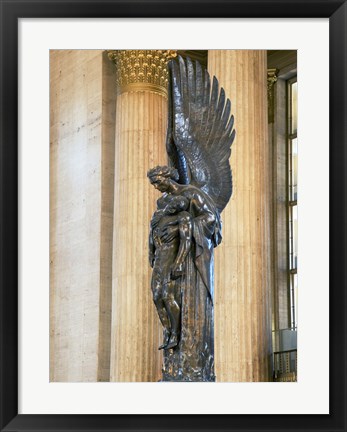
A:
[[166, 195, 189, 214], [147, 165, 179, 192]]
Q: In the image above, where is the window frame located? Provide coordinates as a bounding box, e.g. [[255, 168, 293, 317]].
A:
[[286, 76, 298, 330]]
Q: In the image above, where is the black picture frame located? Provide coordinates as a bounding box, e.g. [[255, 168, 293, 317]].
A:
[[1, 1, 346, 431]]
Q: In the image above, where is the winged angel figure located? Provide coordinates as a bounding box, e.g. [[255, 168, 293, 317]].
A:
[[148, 56, 235, 381]]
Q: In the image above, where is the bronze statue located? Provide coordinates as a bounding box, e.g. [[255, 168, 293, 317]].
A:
[[148, 56, 235, 381]]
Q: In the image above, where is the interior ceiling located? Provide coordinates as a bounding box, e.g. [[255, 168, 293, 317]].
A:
[[177, 50, 208, 68], [177, 50, 297, 73], [267, 50, 297, 71]]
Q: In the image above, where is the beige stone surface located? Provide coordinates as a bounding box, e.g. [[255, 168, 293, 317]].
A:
[[208, 50, 273, 381], [110, 90, 167, 382], [50, 50, 116, 381]]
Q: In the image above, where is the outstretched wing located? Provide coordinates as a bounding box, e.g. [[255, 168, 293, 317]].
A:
[[165, 58, 191, 185], [166, 55, 235, 213]]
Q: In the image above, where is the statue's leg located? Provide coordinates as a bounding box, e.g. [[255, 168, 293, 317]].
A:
[[163, 280, 181, 349], [151, 274, 171, 349]]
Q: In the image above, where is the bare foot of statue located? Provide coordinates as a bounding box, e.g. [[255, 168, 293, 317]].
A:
[[165, 332, 179, 350], [158, 331, 171, 350]]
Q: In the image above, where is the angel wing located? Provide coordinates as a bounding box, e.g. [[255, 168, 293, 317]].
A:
[[166, 55, 235, 214]]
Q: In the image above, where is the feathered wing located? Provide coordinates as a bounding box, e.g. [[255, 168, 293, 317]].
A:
[[165, 59, 191, 185], [166, 55, 235, 213]]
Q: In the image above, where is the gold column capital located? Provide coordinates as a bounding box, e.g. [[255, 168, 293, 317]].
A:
[[267, 68, 278, 123], [108, 50, 177, 97], [267, 68, 278, 91]]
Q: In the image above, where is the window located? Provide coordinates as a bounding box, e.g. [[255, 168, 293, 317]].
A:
[[287, 78, 298, 329]]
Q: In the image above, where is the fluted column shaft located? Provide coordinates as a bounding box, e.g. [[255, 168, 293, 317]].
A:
[[109, 51, 174, 381], [208, 50, 272, 382]]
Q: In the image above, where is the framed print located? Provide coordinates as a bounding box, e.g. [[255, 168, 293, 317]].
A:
[[1, 1, 346, 431]]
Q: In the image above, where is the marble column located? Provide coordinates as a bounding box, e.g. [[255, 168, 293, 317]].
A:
[[50, 50, 116, 382], [208, 50, 273, 381], [108, 50, 176, 381]]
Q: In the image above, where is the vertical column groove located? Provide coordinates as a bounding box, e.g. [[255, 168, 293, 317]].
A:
[[110, 90, 167, 382], [209, 50, 272, 382]]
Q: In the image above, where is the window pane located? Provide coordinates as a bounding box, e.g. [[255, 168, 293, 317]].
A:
[[290, 274, 295, 328], [289, 138, 298, 202], [292, 138, 298, 201], [289, 205, 298, 270], [291, 81, 297, 134], [289, 207, 293, 268], [294, 273, 298, 328], [293, 205, 298, 269], [290, 272, 298, 329]]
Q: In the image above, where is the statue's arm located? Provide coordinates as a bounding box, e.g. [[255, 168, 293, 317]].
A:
[[149, 227, 155, 268], [172, 212, 192, 278], [151, 209, 165, 230], [159, 224, 179, 243]]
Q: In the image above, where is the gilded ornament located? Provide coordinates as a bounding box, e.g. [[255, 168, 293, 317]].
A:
[[108, 49, 177, 97], [267, 68, 278, 123]]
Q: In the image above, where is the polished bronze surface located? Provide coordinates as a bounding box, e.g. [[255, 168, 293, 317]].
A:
[[148, 56, 235, 381]]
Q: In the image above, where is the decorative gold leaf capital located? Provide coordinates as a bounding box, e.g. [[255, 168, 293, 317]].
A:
[[107, 50, 177, 97], [267, 68, 278, 123], [267, 68, 278, 92]]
